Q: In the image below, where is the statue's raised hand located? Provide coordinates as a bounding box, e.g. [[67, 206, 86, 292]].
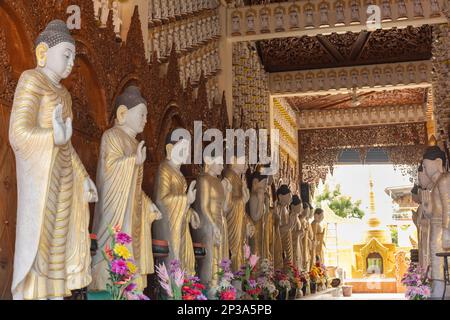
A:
[[84, 177, 98, 203], [52, 104, 72, 145], [187, 180, 197, 205], [136, 141, 147, 165]]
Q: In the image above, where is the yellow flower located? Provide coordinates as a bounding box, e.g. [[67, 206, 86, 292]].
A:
[[127, 261, 137, 274], [114, 244, 131, 259]]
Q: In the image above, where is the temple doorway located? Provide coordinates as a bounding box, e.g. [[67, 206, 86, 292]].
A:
[[367, 253, 383, 274]]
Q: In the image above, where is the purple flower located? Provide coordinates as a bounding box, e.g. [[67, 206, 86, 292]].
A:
[[244, 244, 251, 260], [248, 279, 257, 288], [223, 271, 234, 282], [220, 259, 232, 271], [111, 259, 128, 275], [125, 283, 137, 292], [196, 294, 208, 300], [249, 254, 260, 268], [170, 260, 181, 274], [115, 232, 132, 245], [138, 294, 150, 300]]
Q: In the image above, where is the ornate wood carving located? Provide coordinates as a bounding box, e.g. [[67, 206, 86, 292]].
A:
[[257, 26, 432, 73], [0, 0, 228, 299], [299, 122, 428, 183]]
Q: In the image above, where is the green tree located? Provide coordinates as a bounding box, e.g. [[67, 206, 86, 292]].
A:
[[389, 226, 398, 246], [315, 184, 365, 219]]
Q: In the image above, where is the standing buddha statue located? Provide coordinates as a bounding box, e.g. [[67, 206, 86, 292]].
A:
[[275, 185, 292, 269], [248, 169, 269, 257], [193, 153, 229, 288], [153, 129, 200, 275], [223, 156, 250, 271], [290, 195, 304, 270], [90, 86, 162, 292], [311, 208, 326, 266], [9, 20, 98, 300]]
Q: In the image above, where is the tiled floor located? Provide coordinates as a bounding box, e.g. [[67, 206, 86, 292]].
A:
[[303, 293, 407, 300]]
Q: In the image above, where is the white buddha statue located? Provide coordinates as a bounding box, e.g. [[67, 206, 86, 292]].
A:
[[421, 145, 450, 298], [90, 86, 162, 292], [9, 20, 98, 300]]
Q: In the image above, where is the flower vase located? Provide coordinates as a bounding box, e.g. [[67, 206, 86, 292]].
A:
[[302, 283, 307, 296], [288, 288, 296, 300], [310, 282, 317, 294], [277, 288, 289, 300]]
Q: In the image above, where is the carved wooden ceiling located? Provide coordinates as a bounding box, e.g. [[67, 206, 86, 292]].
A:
[[256, 25, 432, 72], [286, 88, 428, 111]]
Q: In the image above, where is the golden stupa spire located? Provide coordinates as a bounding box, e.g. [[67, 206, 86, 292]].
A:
[[363, 174, 391, 244]]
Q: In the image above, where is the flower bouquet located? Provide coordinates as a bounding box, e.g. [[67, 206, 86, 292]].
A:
[[156, 260, 208, 300], [235, 244, 261, 300], [215, 259, 237, 300], [401, 263, 431, 300], [257, 259, 277, 300], [286, 262, 302, 299], [102, 225, 149, 300], [274, 269, 291, 300]]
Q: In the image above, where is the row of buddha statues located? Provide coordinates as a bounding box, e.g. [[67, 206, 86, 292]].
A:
[[149, 14, 221, 60], [230, 0, 438, 36], [8, 20, 325, 300], [411, 140, 450, 299], [149, 0, 220, 23], [93, 0, 122, 37]]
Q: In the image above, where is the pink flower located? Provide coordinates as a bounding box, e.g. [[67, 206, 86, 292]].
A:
[[156, 263, 173, 298], [249, 254, 260, 269], [173, 268, 185, 288], [244, 244, 251, 260], [116, 232, 132, 245], [111, 259, 128, 275]]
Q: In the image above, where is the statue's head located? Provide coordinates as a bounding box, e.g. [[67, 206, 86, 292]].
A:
[[35, 20, 76, 80], [422, 146, 446, 180], [204, 149, 224, 177], [418, 162, 432, 189], [229, 155, 247, 175], [313, 208, 324, 222], [114, 86, 147, 134], [290, 194, 302, 215], [276, 184, 292, 205], [165, 127, 191, 165], [250, 170, 268, 193]]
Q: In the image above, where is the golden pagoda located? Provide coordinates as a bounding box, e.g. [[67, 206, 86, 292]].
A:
[[352, 176, 396, 278]]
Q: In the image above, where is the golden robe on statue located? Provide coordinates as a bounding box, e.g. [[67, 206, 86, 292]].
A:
[[223, 168, 247, 271], [193, 172, 229, 286], [90, 126, 160, 291], [9, 69, 91, 300], [153, 160, 197, 275]]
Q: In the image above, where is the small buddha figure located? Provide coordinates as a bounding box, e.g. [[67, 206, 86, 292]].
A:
[[381, 0, 391, 19], [350, 0, 360, 22], [153, 130, 200, 275], [311, 208, 326, 266], [94, 0, 102, 20], [289, 7, 300, 29], [231, 13, 241, 35], [100, 0, 110, 27], [421, 145, 450, 298], [112, 1, 122, 38], [335, 2, 345, 24], [90, 86, 162, 292], [248, 169, 269, 257], [397, 0, 407, 17], [290, 195, 304, 270], [193, 153, 229, 288], [275, 185, 292, 268], [320, 3, 330, 26], [305, 6, 314, 27], [9, 20, 97, 300], [223, 156, 250, 271], [413, 0, 424, 17], [274, 8, 285, 32], [260, 10, 270, 33]]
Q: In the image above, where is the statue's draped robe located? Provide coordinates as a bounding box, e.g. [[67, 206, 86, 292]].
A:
[[249, 192, 264, 257], [311, 221, 325, 265], [90, 126, 159, 291], [193, 173, 229, 286], [292, 216, 303, 270], [262, 191, 274, 261], [153, 160, 196, 275], [223, 168, 246, 271], [302, 220, 314, 270], [273, 203, 284, 270], [9, 69, 91, 300], [280, 206, 294, 264]]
